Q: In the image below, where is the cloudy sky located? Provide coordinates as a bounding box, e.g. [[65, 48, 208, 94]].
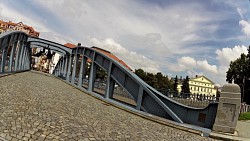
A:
[[1, 0, 250, 85]]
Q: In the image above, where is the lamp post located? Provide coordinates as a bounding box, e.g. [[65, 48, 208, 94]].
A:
[[241, 76, 245, 103]]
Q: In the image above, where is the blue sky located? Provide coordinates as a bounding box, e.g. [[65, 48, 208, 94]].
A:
[[0, 0, 250, 85]]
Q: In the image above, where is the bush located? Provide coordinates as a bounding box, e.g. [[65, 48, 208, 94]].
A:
[[239, 112, 250, 120]]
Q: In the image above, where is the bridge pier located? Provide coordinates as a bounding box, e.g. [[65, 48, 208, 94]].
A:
[[213, 84, 241, 133]]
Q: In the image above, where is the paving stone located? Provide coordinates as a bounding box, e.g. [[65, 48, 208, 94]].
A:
[[0, 71, 220, 141]]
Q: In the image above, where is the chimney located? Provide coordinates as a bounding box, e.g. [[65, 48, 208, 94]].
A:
[[196, 75, 198, 78]]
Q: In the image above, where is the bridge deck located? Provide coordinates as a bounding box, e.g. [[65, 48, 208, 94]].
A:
[[0, 71, 217, 141]]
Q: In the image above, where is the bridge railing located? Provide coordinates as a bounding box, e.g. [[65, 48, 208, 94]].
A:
[[0, 31, 30, 74], [158, 90, 219, 102], [51, 45, 219, 129]]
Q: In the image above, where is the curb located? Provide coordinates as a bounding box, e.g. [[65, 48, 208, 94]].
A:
[[210, 132, 250, 141]]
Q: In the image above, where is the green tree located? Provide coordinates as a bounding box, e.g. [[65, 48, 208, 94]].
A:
[[181, 76, 190, 94], [135, 69, 146, 80], [226, 46, 250, 103], [135, 69, 173, 91], [173, 75, 178, 92]]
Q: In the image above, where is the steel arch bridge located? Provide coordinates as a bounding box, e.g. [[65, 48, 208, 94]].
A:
[[0, 31, 218, 129]]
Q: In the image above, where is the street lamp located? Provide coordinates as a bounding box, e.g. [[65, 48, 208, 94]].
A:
[[241, 76, 246, 103]]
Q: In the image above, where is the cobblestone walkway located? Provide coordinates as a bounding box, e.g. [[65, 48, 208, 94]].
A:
[[0, 71, 219, 141]]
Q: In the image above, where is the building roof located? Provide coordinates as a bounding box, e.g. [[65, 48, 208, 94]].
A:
[[64, 43, 77, 48], [190, 75, 215, 84], [0, 20, 40, 37]]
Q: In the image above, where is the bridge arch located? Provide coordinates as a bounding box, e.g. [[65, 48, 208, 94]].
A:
[[0, 31, 218, 129]]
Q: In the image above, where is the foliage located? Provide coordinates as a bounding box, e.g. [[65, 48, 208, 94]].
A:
[[181, 76, 191, 94], [135, 69, 173, 90], [226, 46, 250, 103], [173, 75, 178, 93], [239, 112, 250, 120]]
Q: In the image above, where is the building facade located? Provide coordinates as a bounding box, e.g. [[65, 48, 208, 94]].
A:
[[177, 75, 217, 96], [0, 20, 39, 37]]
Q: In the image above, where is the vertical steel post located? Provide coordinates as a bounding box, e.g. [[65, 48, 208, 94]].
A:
[[88, 52, 96, 92], [14, 40, 22, 71], [56, 60, 60, 77], [21, 47, 27, 70], [61, 56, 65, 75], [78, 56, 86, 87], [66, 54, 73, 82], [136, 86, 144, 110], [71, 54, 79, 84], [8, 39, 18, 72], [63, 55, 68, 78], [105, 62, 113, 99], [1, 46, 7, 73], [18, 43, 25, 71]]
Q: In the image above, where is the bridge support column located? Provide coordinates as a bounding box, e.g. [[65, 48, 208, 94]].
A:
[[136, 86, 143, 110], [55, 60, 60, 77], [60, 56, 65, 76], [21, 47, 27, 70], [66, 54, 73, 82], [9, 41, 17, 72], [71, 54, 79, 85], [63, 55, 68, 78], [213, 84, 241, 133], [14, 41, 22, 71], [59, 59, 63, 76], [18, 43, 25, 71], [1, 46, 8, 73], [78, 56, 86, 87], [105, 62, 114, 99], [88, 59, 97, 92]]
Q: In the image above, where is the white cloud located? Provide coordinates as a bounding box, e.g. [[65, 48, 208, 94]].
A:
[[174, 56, 217, 74], [89, 38, 161, 73], [216, 45, 248, 66], [239, 20, 250, 36], [196, 60, 217, 74], [177, 57, 196, 70], [237, 8, 244, 19]]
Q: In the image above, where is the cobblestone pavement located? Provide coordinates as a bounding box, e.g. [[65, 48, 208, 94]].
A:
[[0, 71, 219, 141]]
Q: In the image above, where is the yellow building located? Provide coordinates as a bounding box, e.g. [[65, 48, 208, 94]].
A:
[[177, 75, 217, 96]]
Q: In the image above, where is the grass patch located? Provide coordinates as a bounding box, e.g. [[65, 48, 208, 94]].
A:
[[239, 112, 250, 120]]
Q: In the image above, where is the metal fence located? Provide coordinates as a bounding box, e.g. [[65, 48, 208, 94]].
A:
[[158, 90, 219, 102], [0, 31, 31, 75], [240, 103, 250, 113]]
